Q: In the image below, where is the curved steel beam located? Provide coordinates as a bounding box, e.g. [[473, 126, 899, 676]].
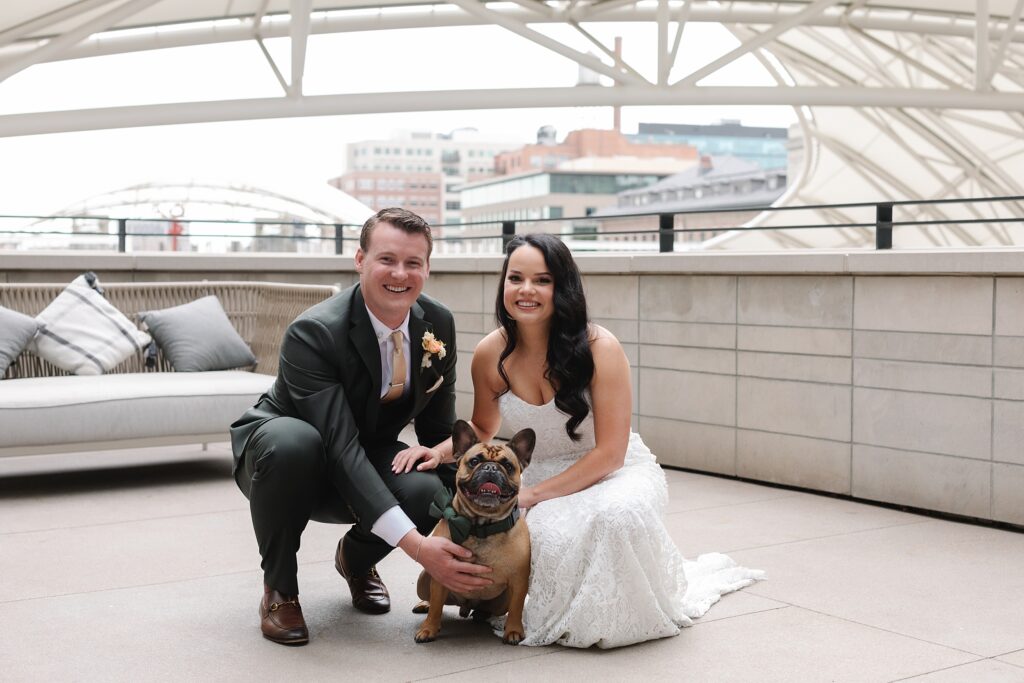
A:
[[0, 0, 118, 50], [0, 0, 163, 84], [4, 3, 1024, 66], [4, 85, 1024, 137]]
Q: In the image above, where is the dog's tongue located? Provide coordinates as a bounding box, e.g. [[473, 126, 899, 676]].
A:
[[478, 482, 502, 496]]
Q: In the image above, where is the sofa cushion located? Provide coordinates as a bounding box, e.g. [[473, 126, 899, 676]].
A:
[[0, 306, 38, 377], [139, 295, 257, 372], [30, 274, 151, 375], [0, 371, 274, 448]]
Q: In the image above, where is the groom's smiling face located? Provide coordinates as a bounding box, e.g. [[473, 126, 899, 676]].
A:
[[356, 221, 430, 328]]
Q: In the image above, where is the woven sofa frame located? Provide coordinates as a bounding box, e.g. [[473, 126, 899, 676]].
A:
[[0, 281, 338, 379]]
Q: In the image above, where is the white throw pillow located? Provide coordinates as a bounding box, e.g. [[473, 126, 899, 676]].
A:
[[29, 274, 151, 375]]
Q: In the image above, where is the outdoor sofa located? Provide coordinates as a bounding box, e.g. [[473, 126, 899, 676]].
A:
[[0, 281, 336, 458]]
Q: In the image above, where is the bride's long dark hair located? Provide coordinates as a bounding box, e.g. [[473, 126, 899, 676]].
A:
[[495, 233, 594, 441]]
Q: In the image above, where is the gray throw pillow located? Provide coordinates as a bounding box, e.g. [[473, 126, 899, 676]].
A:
[[139, 295, 256, 372], [0, 306, 39, 377]]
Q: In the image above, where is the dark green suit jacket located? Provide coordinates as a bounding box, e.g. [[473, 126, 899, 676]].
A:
[[230, 283, 458, 528]]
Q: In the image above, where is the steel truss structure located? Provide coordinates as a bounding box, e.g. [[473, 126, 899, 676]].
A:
[[2, 1, 1024, 247]]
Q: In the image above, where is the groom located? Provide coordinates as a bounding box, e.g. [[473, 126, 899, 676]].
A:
[[231, 207, 490, 645]]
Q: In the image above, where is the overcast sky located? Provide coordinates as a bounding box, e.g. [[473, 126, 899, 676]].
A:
[[0, 20, 798, 216]]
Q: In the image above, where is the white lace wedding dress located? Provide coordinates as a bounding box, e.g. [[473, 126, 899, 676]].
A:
[[498, 391, 764, 649]]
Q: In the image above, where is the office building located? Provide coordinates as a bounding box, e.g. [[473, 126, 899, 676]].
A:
[[329, 130, 516, 224], [632, 121, 788, 170]]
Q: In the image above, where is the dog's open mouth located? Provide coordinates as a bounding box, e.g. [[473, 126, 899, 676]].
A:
[[458, 477, 517, 508]]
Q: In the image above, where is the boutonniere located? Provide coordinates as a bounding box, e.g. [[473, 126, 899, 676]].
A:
[[421, 330, 447, 369]]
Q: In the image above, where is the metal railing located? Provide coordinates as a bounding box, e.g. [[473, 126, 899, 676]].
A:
[[2, 195, 1023, 254]]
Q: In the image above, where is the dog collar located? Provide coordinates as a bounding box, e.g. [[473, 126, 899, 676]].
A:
[[429, 488, 520, 546]]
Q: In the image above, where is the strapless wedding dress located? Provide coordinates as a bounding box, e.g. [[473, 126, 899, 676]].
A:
[[497, 391, 764, 649]]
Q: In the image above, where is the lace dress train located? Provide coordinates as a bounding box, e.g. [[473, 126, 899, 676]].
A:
[[497, 392, 764, 649]]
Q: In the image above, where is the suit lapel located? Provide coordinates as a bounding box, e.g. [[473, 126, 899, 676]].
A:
[[350, 287, 382, 428]]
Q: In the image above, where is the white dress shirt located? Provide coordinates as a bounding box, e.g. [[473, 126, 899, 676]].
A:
[[364, 305, 416, 547]]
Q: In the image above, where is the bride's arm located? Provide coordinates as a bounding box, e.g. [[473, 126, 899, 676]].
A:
[[519, 333, 631, 508], [467, 331, 505, 443]]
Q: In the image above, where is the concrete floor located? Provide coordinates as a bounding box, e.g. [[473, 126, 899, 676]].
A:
[[2, 442, 1023, 683]]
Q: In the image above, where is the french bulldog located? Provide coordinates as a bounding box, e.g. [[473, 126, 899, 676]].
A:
[[414, 419, 534, 645]]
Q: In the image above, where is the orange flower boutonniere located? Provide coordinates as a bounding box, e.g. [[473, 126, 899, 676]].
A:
[[421, 331, 447, 369]]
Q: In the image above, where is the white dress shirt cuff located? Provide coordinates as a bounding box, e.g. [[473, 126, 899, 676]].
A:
[[371, 505, 417, 547]]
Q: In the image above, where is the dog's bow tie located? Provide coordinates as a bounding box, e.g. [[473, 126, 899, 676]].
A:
[[429, 488, 519, 546]]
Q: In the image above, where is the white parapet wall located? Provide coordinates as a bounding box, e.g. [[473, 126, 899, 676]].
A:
[[3, 249, 1023, 526]]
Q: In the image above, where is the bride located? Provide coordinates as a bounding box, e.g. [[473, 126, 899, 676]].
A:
[[394, 233, 763, 648]]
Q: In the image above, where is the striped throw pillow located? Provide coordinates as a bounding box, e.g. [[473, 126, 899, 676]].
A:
[[30, 275, 151, 375]]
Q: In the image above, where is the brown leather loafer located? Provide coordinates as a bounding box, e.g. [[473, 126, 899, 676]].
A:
[[335, 539, 391, 614], [259, 586, 309, 646]]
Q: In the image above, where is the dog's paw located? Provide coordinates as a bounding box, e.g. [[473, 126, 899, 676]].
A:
[[502, 629, 524, 646], [414, 626, 439, 643], [411, 600, 429, 614]]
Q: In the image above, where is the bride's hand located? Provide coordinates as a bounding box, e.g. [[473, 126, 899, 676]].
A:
[[392, 445, 442, 473], [517, 485, 539, 510]]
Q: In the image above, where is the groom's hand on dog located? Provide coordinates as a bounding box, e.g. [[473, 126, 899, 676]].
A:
[[403, 534, 492, 594]]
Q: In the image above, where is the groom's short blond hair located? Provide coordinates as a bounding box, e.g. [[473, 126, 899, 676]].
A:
[[359, 207, 433, 257]]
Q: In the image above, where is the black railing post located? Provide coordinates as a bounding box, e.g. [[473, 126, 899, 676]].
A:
[[658, 213, 674, 253], [117, 218, 127, 253], [334, 224, 344, 255], [501, 221, 516, 252], [875, 203, 893, 250]]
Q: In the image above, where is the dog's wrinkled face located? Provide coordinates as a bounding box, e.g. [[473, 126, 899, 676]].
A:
[[451, 419, 535, 520]]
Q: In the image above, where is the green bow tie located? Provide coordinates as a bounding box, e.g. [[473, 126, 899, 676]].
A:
[[429, 487, 520, 546], [429, 488, 473, 544]]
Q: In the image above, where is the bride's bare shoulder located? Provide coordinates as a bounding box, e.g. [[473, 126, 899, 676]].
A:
[[472, 329, 507, 393], [474, 328, 506, 358], [472, 329, 508, 373], [588, 324, 628, 370], [587, 323, 621, 348]]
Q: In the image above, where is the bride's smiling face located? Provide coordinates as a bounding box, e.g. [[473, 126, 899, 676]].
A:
[[503, 244, 555, 325]]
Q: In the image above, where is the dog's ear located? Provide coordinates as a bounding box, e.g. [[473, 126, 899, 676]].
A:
[[452, 419, 479, 460], [507, 428, 535, 471]]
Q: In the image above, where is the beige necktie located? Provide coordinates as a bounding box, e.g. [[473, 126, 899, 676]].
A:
[[381, 330, 406, 403]]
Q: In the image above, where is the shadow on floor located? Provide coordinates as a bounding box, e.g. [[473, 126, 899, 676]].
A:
[[0, 457, 234, 499]]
